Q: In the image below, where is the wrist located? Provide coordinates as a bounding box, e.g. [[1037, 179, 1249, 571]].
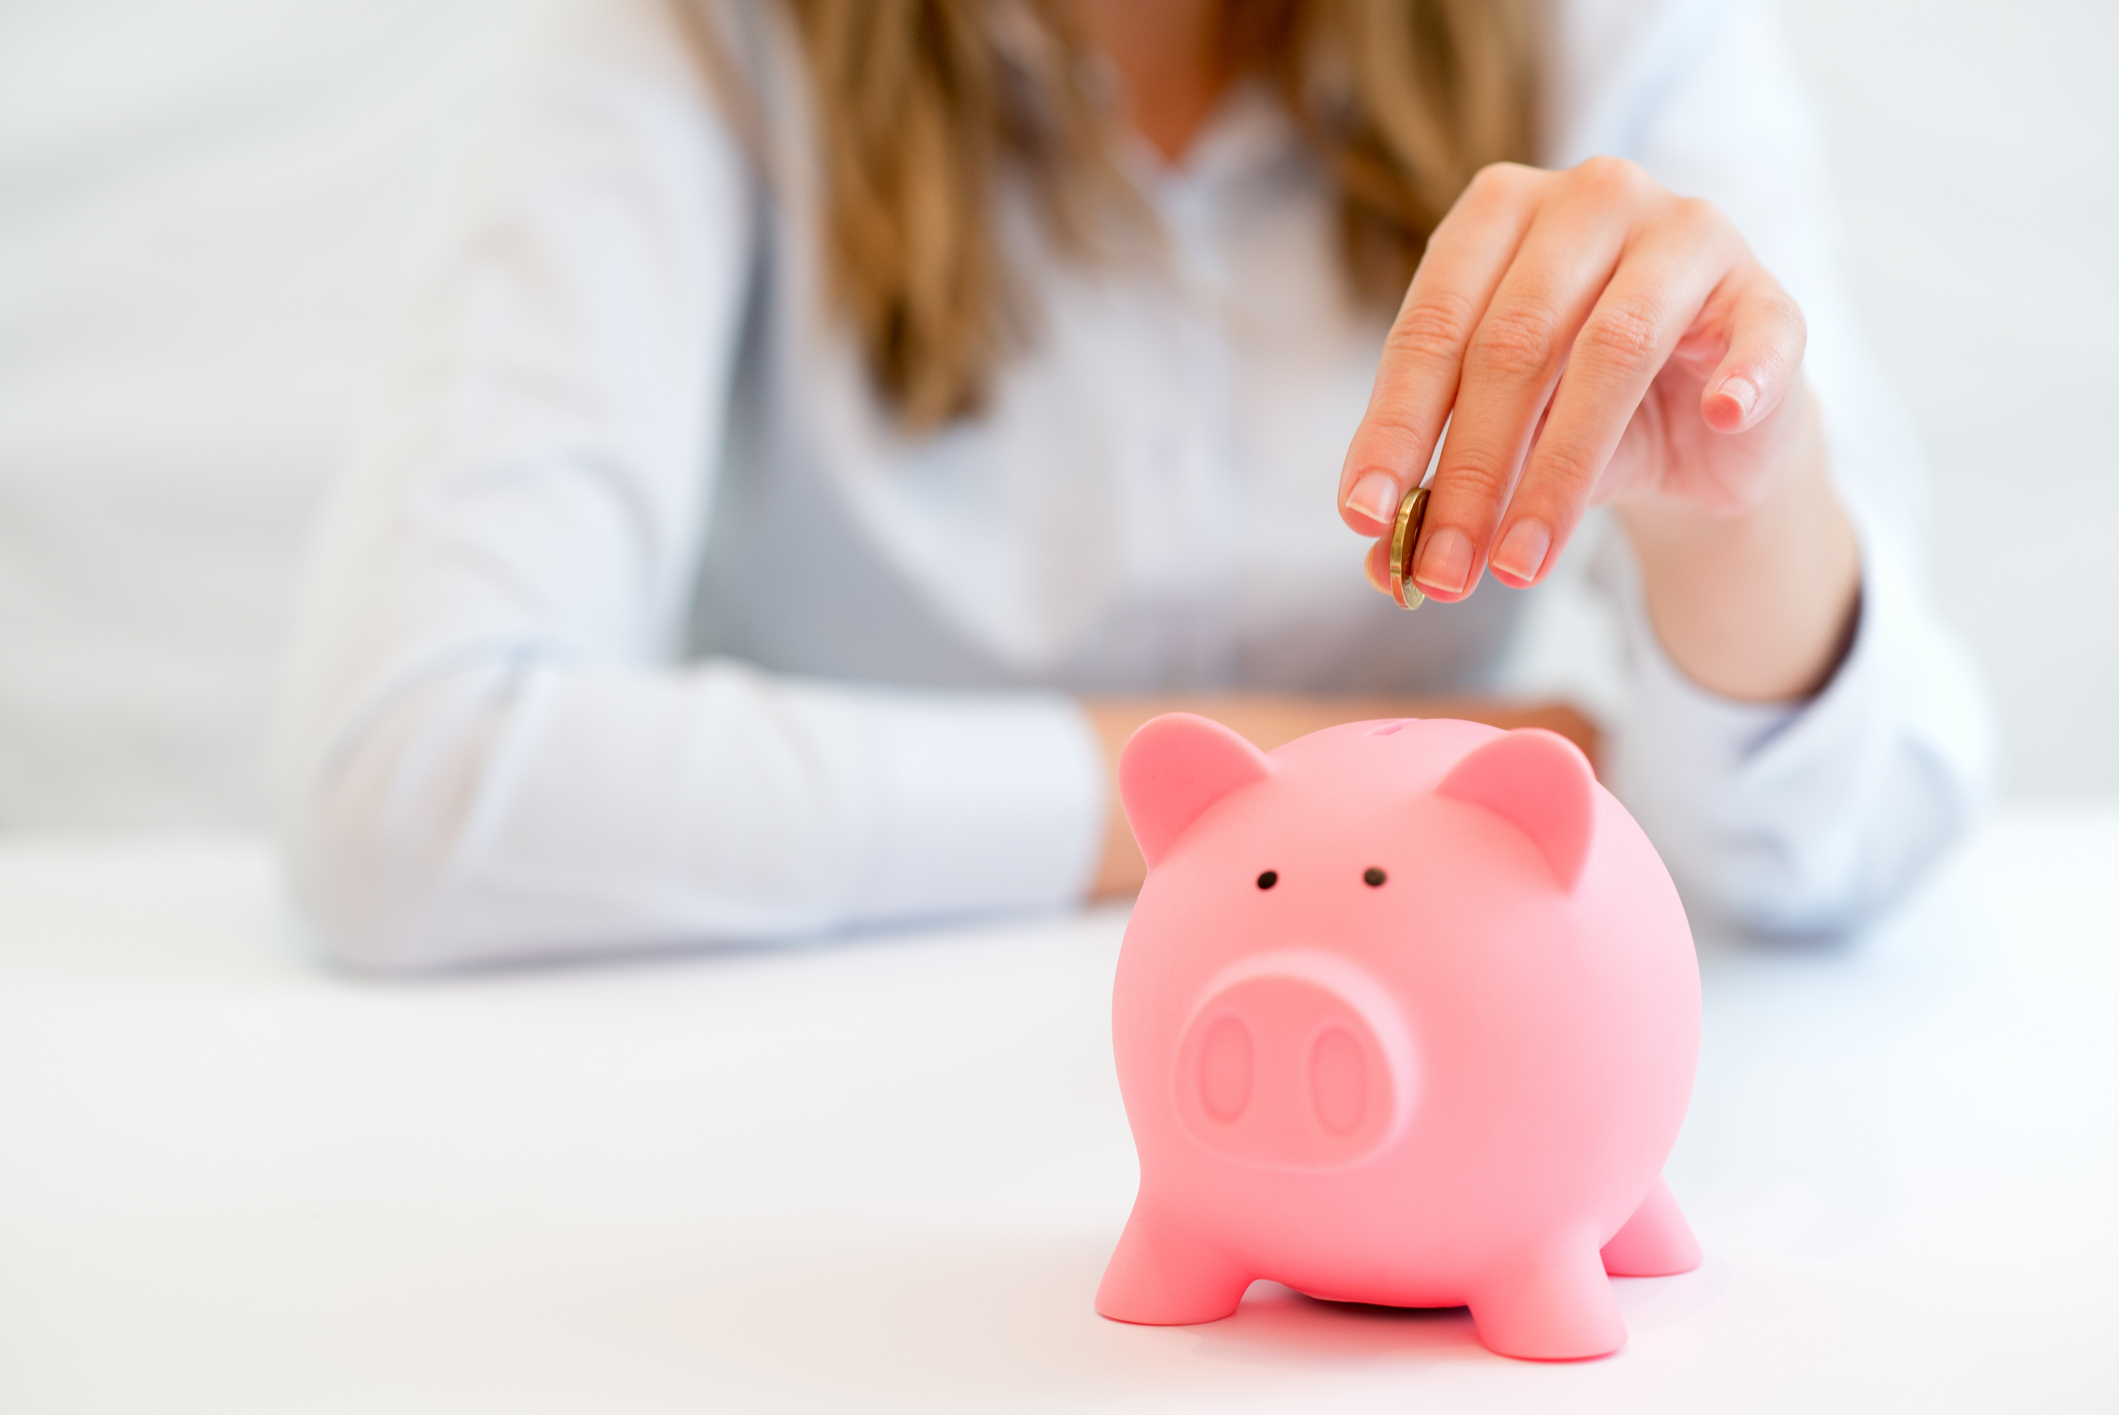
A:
[[1614, 393, 1861, 702]]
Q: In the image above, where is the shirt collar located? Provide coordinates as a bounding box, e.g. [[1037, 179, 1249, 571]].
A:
[[1118, 76, 1307, 198]]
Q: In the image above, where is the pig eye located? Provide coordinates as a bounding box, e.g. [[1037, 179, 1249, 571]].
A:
[[1256, 870, 1278, 890], [1363, 867, 1387, 887]]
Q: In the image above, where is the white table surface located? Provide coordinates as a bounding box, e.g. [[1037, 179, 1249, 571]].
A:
[[3, 808, 2116, 1413]]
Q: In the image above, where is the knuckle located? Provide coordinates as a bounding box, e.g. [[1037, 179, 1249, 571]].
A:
[[1733, 280, 1808, 371], [1527, 438, 1603, 498], [1669, 195, 1726, 242], [1765, 288, 1808, 342], [1386, 293, 1478, 362], [1467, 301, 1561, 380], [1572, 154, 1647, 200], [1440, 443, 1517, 496], [1351, 406, 1427, 460], [1466, 160, 1537, 207], [1435, 455, 1515, 511], [1579, 298, 1664, 367]]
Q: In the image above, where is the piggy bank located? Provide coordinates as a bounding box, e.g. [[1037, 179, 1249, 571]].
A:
[[1096, 714, 1702, 1361]]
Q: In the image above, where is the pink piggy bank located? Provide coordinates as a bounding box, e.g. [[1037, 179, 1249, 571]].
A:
[[1096, 713, 1703, 1361]]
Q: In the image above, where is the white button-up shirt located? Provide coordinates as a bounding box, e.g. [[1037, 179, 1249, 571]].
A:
[[277, 0, 1994, 968]]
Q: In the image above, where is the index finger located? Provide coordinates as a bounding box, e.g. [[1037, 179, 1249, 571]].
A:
[[1337, 164, 1543, 538]]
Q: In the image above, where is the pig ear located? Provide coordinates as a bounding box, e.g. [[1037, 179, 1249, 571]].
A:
[[1435, 728, 1596, 891], [1120, 713, 1273, 869]]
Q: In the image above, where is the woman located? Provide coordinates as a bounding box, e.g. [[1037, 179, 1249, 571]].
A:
[[277, 0, 1992, 969]]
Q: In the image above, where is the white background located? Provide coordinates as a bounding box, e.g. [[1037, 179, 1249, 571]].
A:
[[1, 0, 2114, 825], [1781, 0, 2119, 797]]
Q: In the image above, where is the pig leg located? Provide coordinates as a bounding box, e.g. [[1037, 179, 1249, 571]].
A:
[[1467, 1243, 1627, 1360], [1095, 1198, 1251, 1325], [1600, 1176, 1703, 1277]]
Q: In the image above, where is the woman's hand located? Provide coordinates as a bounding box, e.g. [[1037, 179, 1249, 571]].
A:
[[1337, 157, 1860, 705]]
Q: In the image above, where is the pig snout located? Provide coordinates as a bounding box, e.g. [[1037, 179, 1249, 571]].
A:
[[1171, 951, 1417, 1169]]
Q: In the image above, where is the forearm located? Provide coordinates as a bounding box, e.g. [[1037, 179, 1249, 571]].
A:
[[1616, 391, 1861, 704], [282, 652, 1108, 969]]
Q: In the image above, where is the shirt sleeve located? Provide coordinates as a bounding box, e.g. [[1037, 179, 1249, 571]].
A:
[[1601, 518, 1994, 934], [272, 0, 1104, 971], [1548, 0, 1998, 933]]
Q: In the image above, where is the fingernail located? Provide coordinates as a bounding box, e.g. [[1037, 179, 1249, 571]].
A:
[[1716, 375, 1758, 422], [1490, 520, 1552, 584], [1414, 527, 1473, 596], [1343, 471, 1400, 530], [1363, 549, 1388, 593]]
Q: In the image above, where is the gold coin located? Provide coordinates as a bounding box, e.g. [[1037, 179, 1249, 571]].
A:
[[1388, 484, 1429, 610]]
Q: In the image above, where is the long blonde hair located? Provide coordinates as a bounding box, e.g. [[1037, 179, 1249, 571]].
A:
[[757, 0, 1537, 428]]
